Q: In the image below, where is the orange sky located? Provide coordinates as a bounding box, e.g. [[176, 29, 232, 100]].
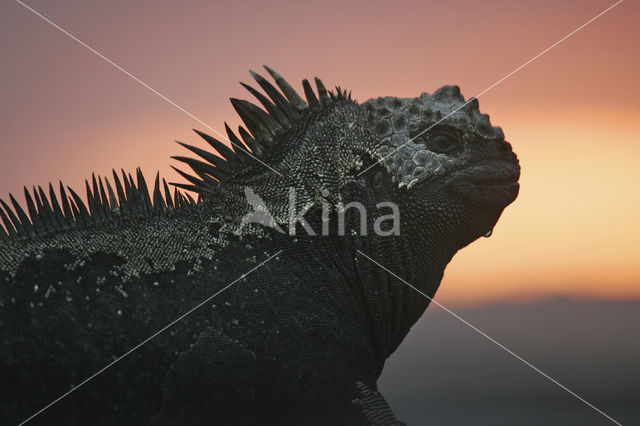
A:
[[1, 0, 638, 307]]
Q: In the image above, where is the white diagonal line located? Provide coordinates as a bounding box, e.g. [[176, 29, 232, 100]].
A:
[[14, 0, 283, 177], [19, 249, 283, 425], [357, 0, 624, 177], [356, 250, 623, 426]]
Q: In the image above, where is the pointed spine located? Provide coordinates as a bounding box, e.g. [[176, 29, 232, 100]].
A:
[[225, 123, 251, 164], [263, 65, 307, 109], [136, 168, 152, 214], [104, 178, 120, 215], [23, 187, 45, 233], [184, 192, 196, 205], [0, 201, 18, 237], [122, 170, 139, 215], [36, 185, 57, 232], [152, 172, 165, 212], [249, 70, 300, 119], [67, 187, 90, 225], [193, 129, 240, 167], [240, 82, 291, 128], [175, 142, 231, 175], [315, 77, 329, 104], [112, 170, 129, 216], [163, 178, 174, 210], [230, 98, 277, 143], [98, 176, 112, 219], [172, 156, 226, 183], [58, 182, 75, 227], [47, 183, 65, 230], [34, 186, 55, 233], [85, 179, 99, 218], [9, 194, 33, 236], [238, 126, 262, 155], [302, 79, 319, 107]]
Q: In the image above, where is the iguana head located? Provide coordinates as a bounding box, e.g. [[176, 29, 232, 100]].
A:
[[360, 87, 520, 250]]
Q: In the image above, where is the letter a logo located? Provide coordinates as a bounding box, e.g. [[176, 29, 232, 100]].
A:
[[240, 187, 285, 233]]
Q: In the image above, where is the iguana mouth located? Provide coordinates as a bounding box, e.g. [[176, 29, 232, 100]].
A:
[[446, 162, 520, 205], [447, 164, 520, 187]]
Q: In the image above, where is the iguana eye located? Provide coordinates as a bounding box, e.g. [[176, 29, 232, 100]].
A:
[[427, 132, 459, 154], [412, 127, 461, 154]]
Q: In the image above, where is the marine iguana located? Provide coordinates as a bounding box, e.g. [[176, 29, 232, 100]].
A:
[[0, 67, 519, 425]]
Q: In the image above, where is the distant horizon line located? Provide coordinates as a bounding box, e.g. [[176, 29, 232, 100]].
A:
[[434, 294, 640, 311]]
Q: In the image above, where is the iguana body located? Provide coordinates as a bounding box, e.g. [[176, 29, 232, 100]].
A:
[[0, 67, 520, 425]]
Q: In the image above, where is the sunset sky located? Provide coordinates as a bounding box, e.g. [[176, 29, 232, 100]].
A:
[[1, 0, 638, 307]]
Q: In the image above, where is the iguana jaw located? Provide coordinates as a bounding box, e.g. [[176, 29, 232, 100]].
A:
[[397, 140, 520, 252], [445, 160, 520, 246]]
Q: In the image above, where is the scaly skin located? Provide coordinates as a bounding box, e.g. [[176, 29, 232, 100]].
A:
[[0, 67, 519, 425]]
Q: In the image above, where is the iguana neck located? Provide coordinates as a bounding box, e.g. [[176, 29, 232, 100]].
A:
[[279, 202, 453, 374], [358, 230, 453, 371]]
